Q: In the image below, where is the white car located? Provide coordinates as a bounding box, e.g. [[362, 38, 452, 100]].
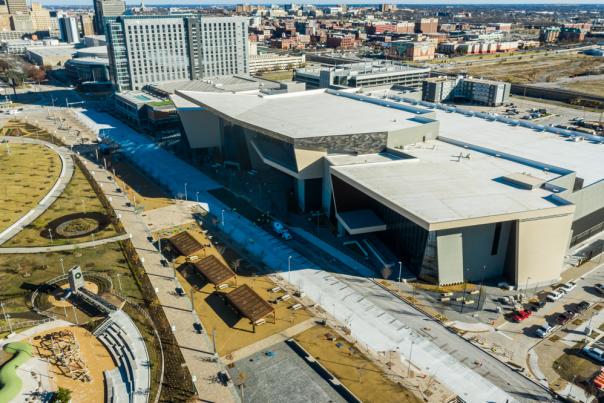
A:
[[595, 283, 604, 295], [559, 281, 577, 294], [546, 290, 564, 302], [535, 323, 554, 338]]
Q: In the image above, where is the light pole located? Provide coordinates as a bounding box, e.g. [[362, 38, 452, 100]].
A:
[[398, 261, 402, 293], [288, 255, 292, 283], [407, 341, 414, 377], [184, 182, 188, 201], [1, 302, 13, 334], [221, 209, 225, 227], [59, 258, 65, 275], [48, 228, 53, 245], [195, 191, 199, 203]]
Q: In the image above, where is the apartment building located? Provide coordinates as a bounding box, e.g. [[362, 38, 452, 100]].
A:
[[59, 17, 80, 44], [93, 0, 125, 34], [422, 76, 511, 106], [106, 15, 249, 92], [6, 0, 28, 15]]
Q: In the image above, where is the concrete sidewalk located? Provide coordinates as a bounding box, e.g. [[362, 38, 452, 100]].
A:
[[0, 233, 130, 254]]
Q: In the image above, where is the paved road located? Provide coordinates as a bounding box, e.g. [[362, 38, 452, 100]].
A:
[[0, 136, 74, 245], [0, 233, 131, 253]]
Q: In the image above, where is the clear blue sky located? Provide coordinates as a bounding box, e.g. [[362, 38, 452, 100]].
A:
[[32, 1, 604, 5]]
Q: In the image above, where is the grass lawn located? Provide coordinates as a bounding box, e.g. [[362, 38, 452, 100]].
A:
[[256, 70, 294, 81], [294, 325, 421, 403], [174, 230, 312, 357], [4, 161, 121, 247], [0, 241, 143, 306], [0, 143, 61, 233]]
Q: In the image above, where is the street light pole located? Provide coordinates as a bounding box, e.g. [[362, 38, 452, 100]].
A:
[[184, 182, 188, 201], [59, 258, 65, 275], [195, 191, 199, 203], [288, 255, 292, 283], [407, 341, 414, 377], [398, 261, 402, 294], [221, 209, 225, 227]]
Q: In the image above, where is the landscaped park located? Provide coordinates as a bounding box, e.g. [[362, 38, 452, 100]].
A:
[[0, 120, 179, 402]]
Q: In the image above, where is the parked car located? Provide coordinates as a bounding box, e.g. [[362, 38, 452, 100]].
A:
[[559, 281, 577, 294], [272, 221, 286, 234], [218, 370, 231, 386], [583, 347, 604, 363], [281, 230, 293, 241], [535, 323, 554, 338], [529, 300, 546, 312], [546, 291, 564, 302], [193, 322, 203, 334], [175, 287, 185, 297], [574, 301, 590, 314], [115, 187, 122, 193], [595, 283, 604, 295], [160, 259, 168, 268], [512, 309, 532, 322], [556, 311, 576, 325]]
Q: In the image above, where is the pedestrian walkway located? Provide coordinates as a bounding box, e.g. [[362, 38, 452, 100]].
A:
[[0, 136, 74, 245], [0, 233, 131, 254], [223, 318, 316, 365], [77, 156, 239, 403]]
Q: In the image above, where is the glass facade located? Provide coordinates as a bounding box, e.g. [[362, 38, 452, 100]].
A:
[[332, 175, 429, 272]]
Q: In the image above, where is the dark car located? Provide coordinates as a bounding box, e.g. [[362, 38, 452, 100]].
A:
[[193, 322, 203, 334], [160, 259, 168, 268], [175, 287, 185, 297], [529, 300, 546, 312], [115, 188, 122, 193], [556, 311, 576, 325], [218, 371, 231, 386], [574, 301, 590, 314]]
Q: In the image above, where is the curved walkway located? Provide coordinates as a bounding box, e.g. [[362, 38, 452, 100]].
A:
[[0, 136, 75, 246], [0, 233, 130, 254]]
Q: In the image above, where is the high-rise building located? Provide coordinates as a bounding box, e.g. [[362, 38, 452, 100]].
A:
[[6, 0, 28, 15], [59, 16, 80, 44], [10, 14, 34, 32], [30, 3, 51, 32], [0, 4, 10, 32], [79, 14, 94, 36], [106, 15, 249, 92], [415, 17, 438, 34], [93, 0, 125, 34]]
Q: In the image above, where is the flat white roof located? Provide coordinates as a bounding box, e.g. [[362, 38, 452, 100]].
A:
[[432, 109, 604, 187], [176, 89, 428, 139], [332, 140, 571, 229]]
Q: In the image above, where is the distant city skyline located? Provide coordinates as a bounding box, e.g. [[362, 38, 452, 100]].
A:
[[30, 0, 604, 6]]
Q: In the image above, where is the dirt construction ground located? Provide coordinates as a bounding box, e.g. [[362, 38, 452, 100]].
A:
[[173, 229, 313, 357], [294, 325, 421, 403], [443, 54, 604, 84]]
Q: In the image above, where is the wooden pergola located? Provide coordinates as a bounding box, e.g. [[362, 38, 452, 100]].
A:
[[224, 284, 275, 333], [168, 231, 204, 257], [193, 255, 237, 290]]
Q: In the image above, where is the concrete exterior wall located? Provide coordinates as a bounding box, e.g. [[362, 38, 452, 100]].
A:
[[295, 132, 388, 154], [436, 232, 464, 284], [179, 108, 221, 149], [386, 120, 440, 148], [563, 180, 604, 221], [515, 213, 574, 288], [437, 221, 512, 285]]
